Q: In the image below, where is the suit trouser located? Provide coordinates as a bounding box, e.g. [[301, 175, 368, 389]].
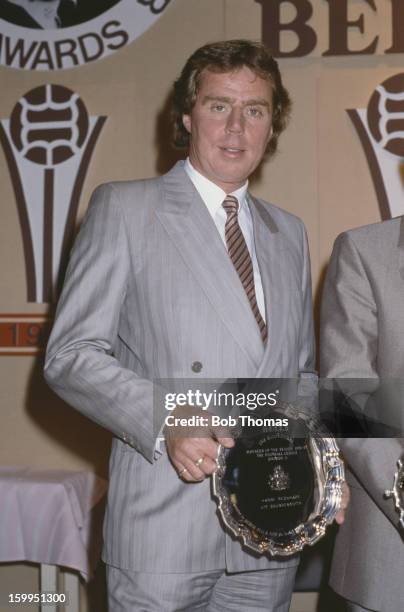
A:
[[107, 564, 297, 612]]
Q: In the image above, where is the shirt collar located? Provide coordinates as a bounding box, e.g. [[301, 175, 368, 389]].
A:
[[185, 157, 248, 216]]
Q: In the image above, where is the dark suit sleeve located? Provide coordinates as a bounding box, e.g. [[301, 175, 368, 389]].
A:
[[320, 232, 404, 530]]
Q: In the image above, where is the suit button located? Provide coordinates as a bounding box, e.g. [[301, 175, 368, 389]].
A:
[[191, 361, 203, 373]]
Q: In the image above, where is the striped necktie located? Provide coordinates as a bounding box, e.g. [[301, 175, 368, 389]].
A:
[[222, 195, 267, 343]]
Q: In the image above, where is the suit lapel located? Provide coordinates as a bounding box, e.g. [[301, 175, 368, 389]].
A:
[[156, 162, 264, 370], [248, 195, 291, 377]]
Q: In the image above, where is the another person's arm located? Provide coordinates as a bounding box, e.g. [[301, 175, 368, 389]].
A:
[[320, 232, 402, 529]]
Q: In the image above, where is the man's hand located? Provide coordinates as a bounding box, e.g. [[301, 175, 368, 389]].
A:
[[164, 405, 234, 482], [335, 481, 350, 525]]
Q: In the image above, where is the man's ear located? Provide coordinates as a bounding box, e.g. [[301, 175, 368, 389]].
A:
[[182, 114, 191, 133]]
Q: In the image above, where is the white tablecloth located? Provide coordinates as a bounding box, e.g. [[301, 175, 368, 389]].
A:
[[0, 467, 107, 580]]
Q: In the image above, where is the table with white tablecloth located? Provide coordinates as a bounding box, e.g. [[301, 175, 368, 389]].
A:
[[0, 467, 108, 611]]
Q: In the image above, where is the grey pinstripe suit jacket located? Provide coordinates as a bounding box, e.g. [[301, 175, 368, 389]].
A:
[[320, 217, 404, 611], [44, 160, 316, 573]]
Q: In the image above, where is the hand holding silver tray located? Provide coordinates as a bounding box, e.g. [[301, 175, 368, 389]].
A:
[[385, 457, 404, 530], [212, 401, 345, 556]]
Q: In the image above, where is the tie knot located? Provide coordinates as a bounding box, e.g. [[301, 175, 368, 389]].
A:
[[222, 195, 239, 215]]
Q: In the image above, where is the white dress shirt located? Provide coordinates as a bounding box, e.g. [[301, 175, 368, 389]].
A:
[[185, 158, 266, 322]]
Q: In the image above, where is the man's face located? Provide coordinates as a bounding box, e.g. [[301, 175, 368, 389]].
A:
[[183, 66, 273, 193]]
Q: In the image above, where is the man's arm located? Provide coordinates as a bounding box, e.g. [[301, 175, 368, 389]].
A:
[[44, 183, 161, 462], [45, 183, 233, 473], [320, 231, 403, 529]]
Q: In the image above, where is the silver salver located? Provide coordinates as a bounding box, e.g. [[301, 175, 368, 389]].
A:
[[385, 456, 404, 530], [212, 402, 345, 556]]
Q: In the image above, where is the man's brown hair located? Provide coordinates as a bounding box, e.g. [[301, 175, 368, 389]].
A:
[[172, 39, 291, 157]]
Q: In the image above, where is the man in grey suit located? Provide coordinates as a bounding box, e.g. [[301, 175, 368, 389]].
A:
[[45, 40, 319, 611], [321, 218, 404, 612]]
